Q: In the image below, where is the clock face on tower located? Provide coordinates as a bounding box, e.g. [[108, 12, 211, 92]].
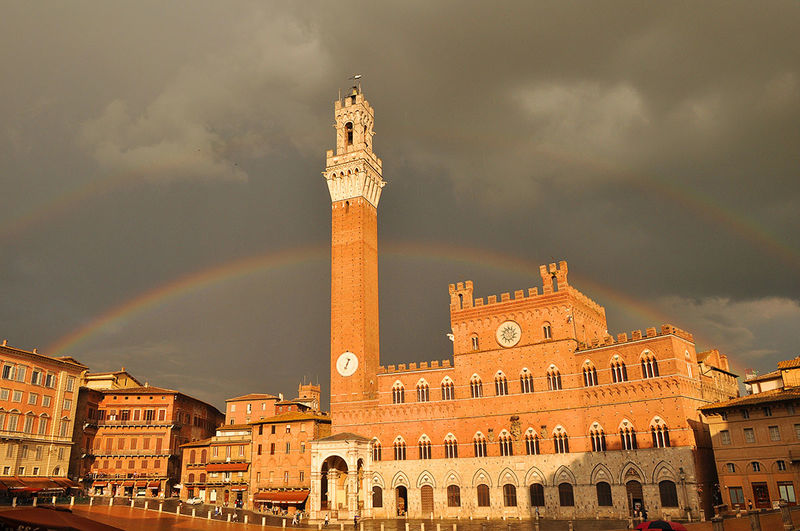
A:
[[336, 351, 359, 377], [496, 321, 522, 348]]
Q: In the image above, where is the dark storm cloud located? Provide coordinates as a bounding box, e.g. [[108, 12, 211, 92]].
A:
[[1, 1, 798, 407]]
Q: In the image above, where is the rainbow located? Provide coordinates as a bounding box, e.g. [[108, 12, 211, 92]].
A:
[[47, 241, 730, 367]]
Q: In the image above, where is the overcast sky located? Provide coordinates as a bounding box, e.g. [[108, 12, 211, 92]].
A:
[[2, 1, 798, 410]]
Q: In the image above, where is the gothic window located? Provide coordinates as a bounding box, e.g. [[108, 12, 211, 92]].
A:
[[418, 436, 432, 460], [477, 484, 490, 507], [372, 440, 382, 461], [447, 485, 461, 507], [651, 423, 671, 448], [547, 368, 562, 391], [372, 486, 383, 507], [473, 433, 487, 457], [553, 428, 569, 453], [392, 383, 405, 404], [471, 335, 479, 351], [444, 434, 458, 458], [520, 370, 534, 394], [499, 432, 513, 456], [345, 122, 353, 145], [590, 427, 606, 452], [470, 375, 483, 398], [503, 484, 517, 506], [659, 480, 679, 507], [596, 482, 613, 506], [529, 484, 545, 506], [525, 431, 540, 455], [558, 483, 574, 506], [441, 378, 455, 401], [611, 359, 628, 383], [641, 351, 660, 379], [620, 424, 638, 450], [393, 439, 406, 461], [495, 372, 508, 396], [416, 381, 430, 402], [543, 322, 552, 340], [583, 363, 598, 387]]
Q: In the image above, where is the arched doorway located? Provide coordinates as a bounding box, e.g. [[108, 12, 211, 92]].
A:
[[626, 480, 644, 516], [395, 486, 408, 516], [420, 485, 434, 516], [321, 455, 349, 514]]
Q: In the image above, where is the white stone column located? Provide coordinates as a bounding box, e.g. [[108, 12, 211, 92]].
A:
[[329, 470, 338, 514], [347, 469, 358, 514]]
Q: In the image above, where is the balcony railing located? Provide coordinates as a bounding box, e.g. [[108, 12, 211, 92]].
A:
[[0, 429, 72, 444], [97, 419, 179, 428], [92, 449, 178, 457]]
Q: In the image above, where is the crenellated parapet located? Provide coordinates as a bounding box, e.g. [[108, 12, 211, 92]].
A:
[[378, 359, 452, 374], [576, 324, 695, 352]]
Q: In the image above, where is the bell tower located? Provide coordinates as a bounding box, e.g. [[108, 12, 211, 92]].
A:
[[325, 82, 384, 418]]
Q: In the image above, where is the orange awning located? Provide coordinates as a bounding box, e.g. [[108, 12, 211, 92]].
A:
[[135, 481, 147, 487], [148, 481, 160, 487], [206, 463, 249, 472], [93, 482, 108, 487], [253, 490, 309, 503], [122, 481, 134, 487]]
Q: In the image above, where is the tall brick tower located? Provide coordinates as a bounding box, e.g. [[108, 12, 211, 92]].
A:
[[324, 83, 384, 420]]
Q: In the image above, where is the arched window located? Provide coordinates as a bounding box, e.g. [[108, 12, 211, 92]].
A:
[[499, 431, 513, 456], [558, 483, 574, 506], [553, 428, 569, 453], [418, 436, 432, 460], [659, 480, 679, 507], [189, 450, 196, 464], [651, 422, 671, 448], [199, 473, 206, 483], [372, 439, 382, 461], [470, 335, 479, 351], [441, 378, 455, 401], [470, 375, 483, 398], [476, 484, 490, 507], [393, 438, 406, 461], [620, 422, 638, 450], [392, 382, 405, 404], [583, 362, 598, 387], [473, 433, 487, 457], [444, 434, 458, 459], [52, 466, 60, 476], [547, 367, 562, 391], [519, 369, 534, 394], [372, 486, 383, 507], [596, 482, 613, 506], [495, 372, 508, 396], [611, 358, 628, 383], [447, 485, 461, 507], [543, 322, 552, 340], [345, 122, 353, 145], [641, 351, 660, 379], [525, 430, 540, 455], [529, 484, 545, 507], [416, 381, 430, 402], [590, 426, 606, 452], [200, 449, 207, 463], [188, 473, 195, 483], [503, 484, 517, 506]]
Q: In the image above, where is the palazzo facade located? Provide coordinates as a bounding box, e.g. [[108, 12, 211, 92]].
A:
[[310, 85, 739, 521]]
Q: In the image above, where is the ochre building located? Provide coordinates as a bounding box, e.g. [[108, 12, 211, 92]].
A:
[[701, 357, 800, 511], [0, 340, 85, 495], [310, 86, 740, 522]]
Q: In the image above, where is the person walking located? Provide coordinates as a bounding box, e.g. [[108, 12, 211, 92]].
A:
[[324, 513, 330, 527]]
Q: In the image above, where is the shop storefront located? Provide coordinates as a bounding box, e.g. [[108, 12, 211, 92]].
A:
[[254, 490, 309, 514]]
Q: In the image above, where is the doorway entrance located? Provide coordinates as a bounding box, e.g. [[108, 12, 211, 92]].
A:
[[626, 480, 644, 516], [420, 485, 434, 516], [752, 482, 771, 509], [395, 486, 408, 516]]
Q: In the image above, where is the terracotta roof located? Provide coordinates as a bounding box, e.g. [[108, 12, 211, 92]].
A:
[[744, 369, 781, 383], [249, 411, 330, 425], [180, 438, 212, 448], [700, 387, 800, 412], [778, 357, 800, 369], [107, 385, 179, 394], [317, 432, 370, 442], [85, 370, 143, 385], [226, 393, 278, 402], [0, 344, 88, 369], [218, 424, 252, 431]]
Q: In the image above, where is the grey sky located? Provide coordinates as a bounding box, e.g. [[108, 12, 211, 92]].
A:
[[1, 1, 798, 409]]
